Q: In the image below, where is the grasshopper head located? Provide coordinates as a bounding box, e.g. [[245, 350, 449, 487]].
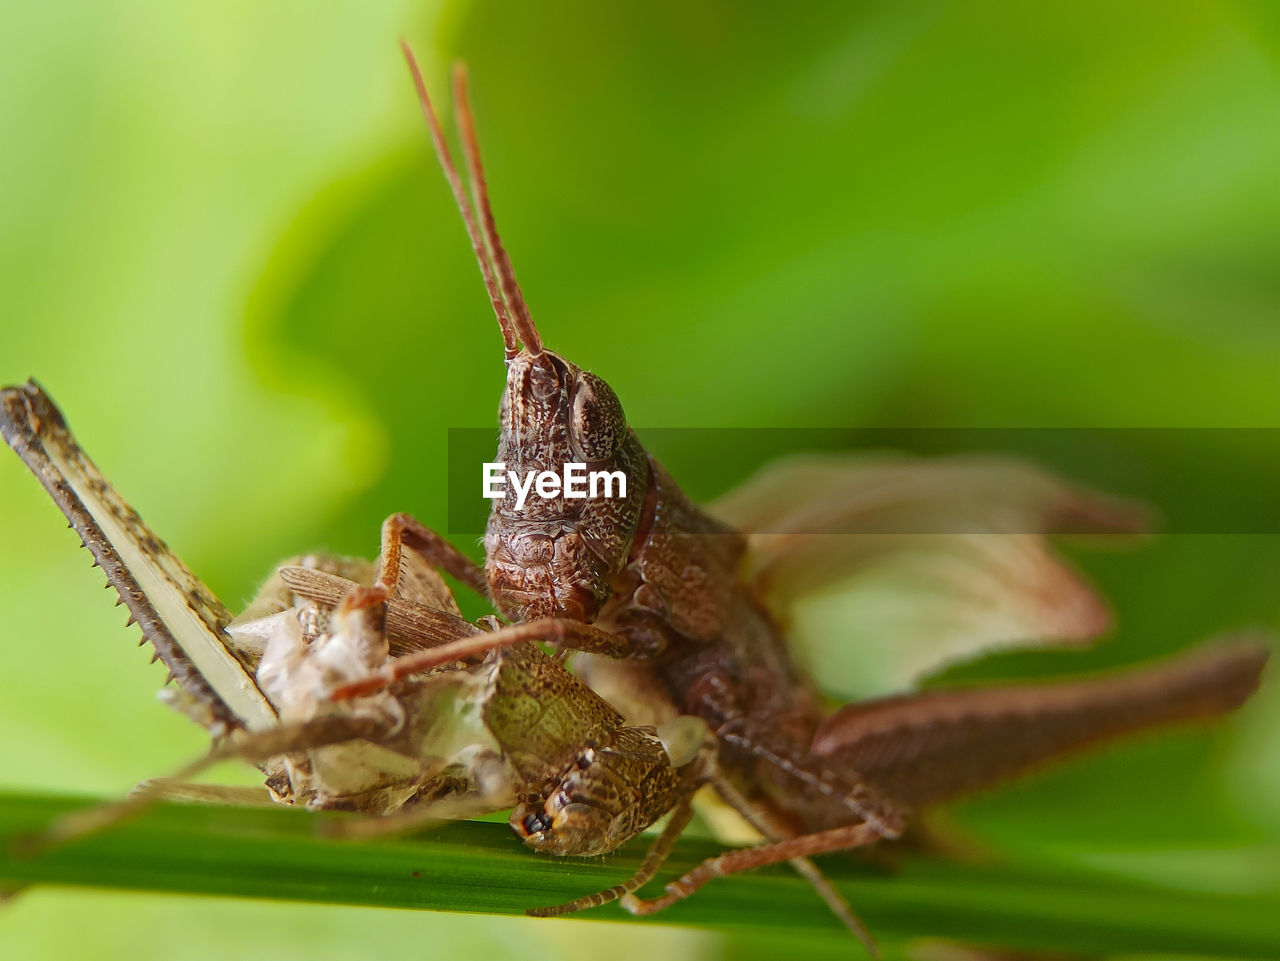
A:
[[403, 48, 647, 622], [510, 731, 676, 857], [485, 348, 647, 622], [511, 788, 633, 858]]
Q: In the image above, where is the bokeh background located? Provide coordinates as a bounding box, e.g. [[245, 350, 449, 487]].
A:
[[1, 1, 1277, 959]]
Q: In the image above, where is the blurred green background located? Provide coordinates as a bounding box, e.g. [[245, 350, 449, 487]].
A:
[[1, 1, 1277, 958]]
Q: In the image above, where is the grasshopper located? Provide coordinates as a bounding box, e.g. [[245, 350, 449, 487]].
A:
[[0, 380, 742, 914], [328, 47, 1271, 943]]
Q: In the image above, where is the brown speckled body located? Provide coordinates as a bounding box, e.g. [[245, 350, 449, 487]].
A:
[[481, 348, 895, 835], [588, 457, 885, 834]]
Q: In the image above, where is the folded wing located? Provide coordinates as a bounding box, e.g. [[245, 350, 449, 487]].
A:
[[710, 453, 1149, 699]]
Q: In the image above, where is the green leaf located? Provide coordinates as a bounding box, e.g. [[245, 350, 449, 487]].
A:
[[2, 792, 1276, 959]]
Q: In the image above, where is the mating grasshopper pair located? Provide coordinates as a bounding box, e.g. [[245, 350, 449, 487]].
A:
[[0, 45, 1270, 954]]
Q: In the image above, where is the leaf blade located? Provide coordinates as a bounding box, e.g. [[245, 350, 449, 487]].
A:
[[1, 792, 1275, 958]]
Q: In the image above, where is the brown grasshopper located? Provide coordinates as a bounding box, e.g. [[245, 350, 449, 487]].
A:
[[0, 380, 738, 914], [329, 46, 1271, 941]]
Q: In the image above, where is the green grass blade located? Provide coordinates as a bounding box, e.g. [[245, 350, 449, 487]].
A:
[[0, 792, 1275, 958]]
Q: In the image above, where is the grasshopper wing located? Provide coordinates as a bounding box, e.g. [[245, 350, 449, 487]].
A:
[[710, 453, 1149, 700], [1, 380, 277, 734]]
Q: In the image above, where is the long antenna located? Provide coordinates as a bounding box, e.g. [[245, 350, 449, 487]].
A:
[[400, 41, 519, 359], [452, 62, 544, 356]]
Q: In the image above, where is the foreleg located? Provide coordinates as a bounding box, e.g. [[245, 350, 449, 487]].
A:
[[377, 512, 487, 598]]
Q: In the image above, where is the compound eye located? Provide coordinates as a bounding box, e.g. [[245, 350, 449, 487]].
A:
[[570, 372, 625, 461], [522, 811, 553, 835]]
